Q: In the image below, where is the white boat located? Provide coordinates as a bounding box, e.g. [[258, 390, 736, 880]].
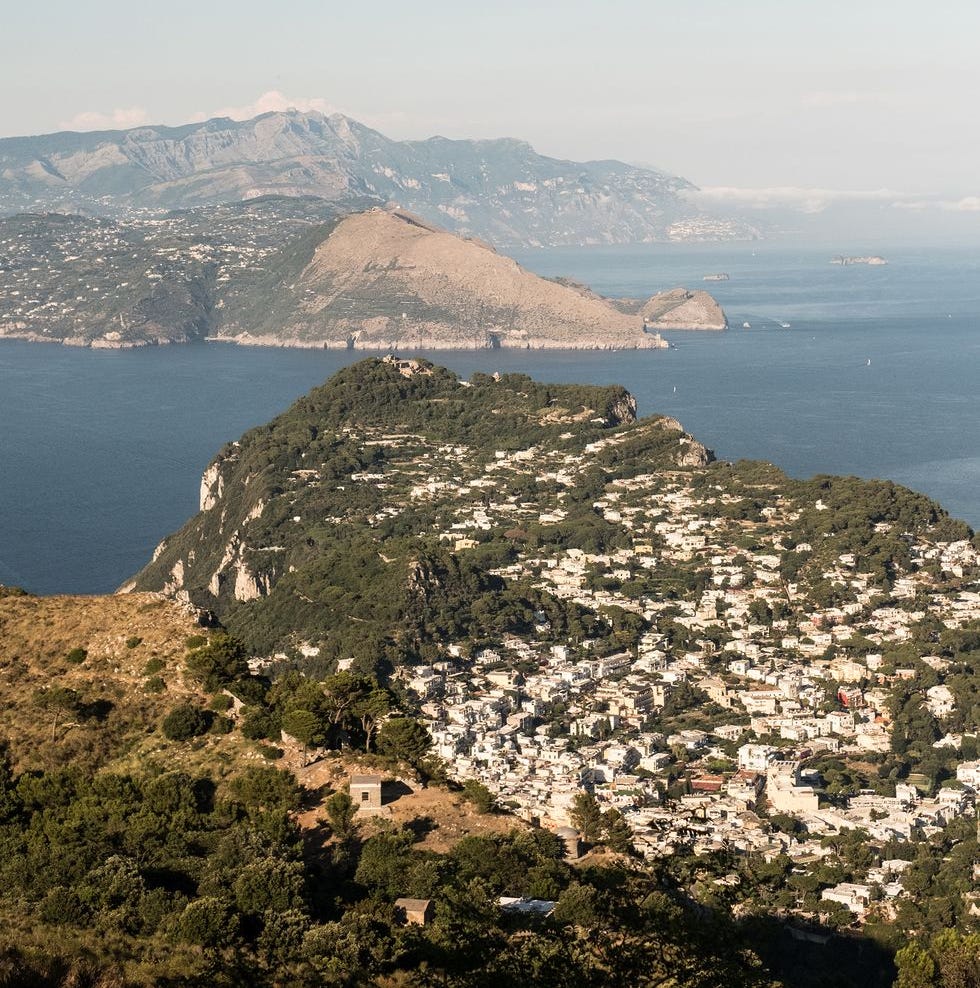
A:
[[742, 321, 751, 329]]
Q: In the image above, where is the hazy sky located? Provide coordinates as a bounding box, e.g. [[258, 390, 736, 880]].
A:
[[4, 0, 979, 208]]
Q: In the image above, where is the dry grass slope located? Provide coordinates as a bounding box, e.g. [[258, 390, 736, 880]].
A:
[[0, 592, 207, 772]]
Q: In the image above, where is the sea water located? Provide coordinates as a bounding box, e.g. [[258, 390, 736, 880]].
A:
[[0, 243, 977, 594]]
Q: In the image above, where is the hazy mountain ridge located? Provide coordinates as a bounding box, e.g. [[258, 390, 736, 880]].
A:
[[0, 110, 754, 247]]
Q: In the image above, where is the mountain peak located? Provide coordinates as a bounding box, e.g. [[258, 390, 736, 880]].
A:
[[0, 110, 755, 246]]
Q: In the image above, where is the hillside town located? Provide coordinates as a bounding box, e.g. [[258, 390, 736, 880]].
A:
[[333, 409, 980, 924], [0, 200, 336, 343]]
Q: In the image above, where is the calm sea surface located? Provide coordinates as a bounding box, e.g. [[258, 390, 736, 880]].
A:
[[1, 243, 978, 594]]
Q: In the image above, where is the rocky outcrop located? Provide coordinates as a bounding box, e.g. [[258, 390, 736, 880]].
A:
[[675, 437, 714, 467], [200, 461, 224, 511], [608, 394, 638, 426], [638, 289, 728, 331]]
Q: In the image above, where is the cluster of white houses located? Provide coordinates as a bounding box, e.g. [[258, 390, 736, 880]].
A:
[[365, 428, 980, 921], [307, 412, 980, 923]]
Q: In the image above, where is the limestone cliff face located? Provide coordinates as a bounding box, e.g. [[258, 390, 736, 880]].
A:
[[216, 208, 701, 349], [655, 416, 714, 466], [200, 460, 225, 512]]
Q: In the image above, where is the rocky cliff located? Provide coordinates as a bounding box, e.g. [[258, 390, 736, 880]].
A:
[[636, 288, 728, 331], [0, 109, 754, 248]]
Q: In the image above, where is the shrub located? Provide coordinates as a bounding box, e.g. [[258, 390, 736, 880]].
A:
[[460, 778, 496, 813], [229, 765, 300, 812], [144, 676, 166, 695], [241, 707, 279, 740], [125, 636, 143, 649], [184, 634, 207, 649], [65, 647, 88, 665], [185, 633, 248, 691], [162, 704, 212, 741], [143, 657, 164, 675], [210, 693, 234, 712]]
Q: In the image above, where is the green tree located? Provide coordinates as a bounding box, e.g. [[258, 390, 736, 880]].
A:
[[323, 791, 357, 842], [933, 929, 980, 988], [280, 708, 324, 748], [894, 941, 937, 988], [185, 633, 248, 691], [161, 703, 211, 741], [376, 717, 432, 769], [34, 686, 82, 741], [601, 808, 634, 853], [233, 858, 307, 916], [569, 792, 603, 843], [229, 765, 301, 813], [461, 779, 497, 814], [354, 687, 391, 752], [177, 896, 241, 949], [553, 882, 600, 929]]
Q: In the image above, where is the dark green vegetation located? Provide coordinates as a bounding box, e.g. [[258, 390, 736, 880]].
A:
[[0, 603, 955, 988], [0, 742, 800, 988], [7, 361, 980, 985], [133, 358, 974, 669], [133, 358, 658, 661]]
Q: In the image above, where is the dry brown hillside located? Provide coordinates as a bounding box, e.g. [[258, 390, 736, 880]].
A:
[[0, 590, 533, 847], [217, 207, 724, 349], [0, 591, 212, 772]]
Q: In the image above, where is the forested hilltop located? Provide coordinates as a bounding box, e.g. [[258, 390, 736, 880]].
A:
[[2, 358, 979, 985]]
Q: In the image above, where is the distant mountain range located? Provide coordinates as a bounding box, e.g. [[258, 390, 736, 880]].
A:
[[0, 110, 755, 247]]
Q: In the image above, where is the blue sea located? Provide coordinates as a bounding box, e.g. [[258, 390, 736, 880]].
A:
[[1, 243, 978, 595]]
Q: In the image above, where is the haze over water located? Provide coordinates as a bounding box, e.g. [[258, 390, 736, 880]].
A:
[[1, 243, 977, 595]]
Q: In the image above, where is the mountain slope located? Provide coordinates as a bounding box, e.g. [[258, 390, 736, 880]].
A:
[[129, 357, 974, 669], [127, 356, 713, 657], [0, 202, 724, 348], [0, 109, 752, 246], [217, 206, 698, 348], [0, 590, 209, 772]]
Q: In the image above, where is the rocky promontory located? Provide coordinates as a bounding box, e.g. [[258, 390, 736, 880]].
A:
[[634, 288, 728, 331], [831, 255, 888, 266], [0, 202, 728, 350], [127, 357, 714, 649], [215, 207, 716, 349]]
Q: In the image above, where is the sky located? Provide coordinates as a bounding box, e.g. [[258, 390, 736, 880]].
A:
[[4, 0, 980, 225]]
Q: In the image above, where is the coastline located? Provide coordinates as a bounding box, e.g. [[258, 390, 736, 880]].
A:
[[0, 329, 672, 351]]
